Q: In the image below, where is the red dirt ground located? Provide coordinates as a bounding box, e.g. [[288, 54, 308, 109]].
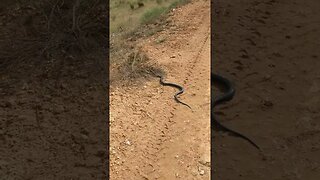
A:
[[110, 0, 211, 179]]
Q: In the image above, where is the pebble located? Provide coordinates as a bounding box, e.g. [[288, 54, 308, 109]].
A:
[[191, 168, 198, 176], [198, 167, 205, 176], [199, 159, 210, 167], [124, 139, 131, 146], [175, 173, 180, 178]]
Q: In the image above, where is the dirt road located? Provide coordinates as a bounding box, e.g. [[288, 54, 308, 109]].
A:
[[110, 0, 211, 179], [213, 0, 320, 179]]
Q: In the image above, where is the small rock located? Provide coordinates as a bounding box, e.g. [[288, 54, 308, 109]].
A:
[[191, 168, 198, 176], [199, 159, 210, 167], [170, 55, 176, 58], [124, 139, 131, 146], [175, 173, 180, 178], [198, 168, 205, 176]]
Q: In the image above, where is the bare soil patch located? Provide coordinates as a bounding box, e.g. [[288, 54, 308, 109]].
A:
[[110, 0, 211, 179]]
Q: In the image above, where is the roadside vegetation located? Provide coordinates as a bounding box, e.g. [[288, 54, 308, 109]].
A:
[[110, 0, 190, 84], [110, 0, 189, 33]]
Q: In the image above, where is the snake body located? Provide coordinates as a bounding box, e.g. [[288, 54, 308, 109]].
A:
[[212, 73, 260, 150], [156, 75, 192, 109]]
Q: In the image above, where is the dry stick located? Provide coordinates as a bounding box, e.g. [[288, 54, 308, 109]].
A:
[[131, 51, 138, 71]]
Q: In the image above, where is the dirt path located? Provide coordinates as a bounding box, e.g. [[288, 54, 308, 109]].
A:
[[110, 0, 211, 179], [213, 0, 320, 179]]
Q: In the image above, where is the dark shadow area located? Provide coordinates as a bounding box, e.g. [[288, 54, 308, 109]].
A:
[[0, 0, 108, 178], [212, 0, 320, 179]]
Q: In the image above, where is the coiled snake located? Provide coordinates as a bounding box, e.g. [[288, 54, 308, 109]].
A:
[[212, 73, 260, 150]]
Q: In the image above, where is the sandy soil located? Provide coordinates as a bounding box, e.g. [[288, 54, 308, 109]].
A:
[[110, 0, 211, 179], [213, 0, 320, 179]]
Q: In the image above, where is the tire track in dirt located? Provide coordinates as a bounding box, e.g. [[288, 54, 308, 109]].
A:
[[154, 32, 211, 180], [110, 0, 210, 179]]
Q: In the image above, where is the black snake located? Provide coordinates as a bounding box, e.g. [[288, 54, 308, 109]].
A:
[[212, 73, 260, 150], [157, 75, 192, 109]]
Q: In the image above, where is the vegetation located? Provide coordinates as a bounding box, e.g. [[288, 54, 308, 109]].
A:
[[110, 0, 190, 84], [140, 6, 167, 24], [110, 0, 190, 34]]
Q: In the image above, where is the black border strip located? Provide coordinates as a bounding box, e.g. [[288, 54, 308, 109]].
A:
[[210, 0, 214, 179], [106, 1, 110, 179]]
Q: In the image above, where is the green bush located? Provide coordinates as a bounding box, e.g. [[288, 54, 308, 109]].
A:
[[140, 0, 190, 25], [156, 0, 163, 4], [168, 0, 190, 9], [140, 6, 167, 24]]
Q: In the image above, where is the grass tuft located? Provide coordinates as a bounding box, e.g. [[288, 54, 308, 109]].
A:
[[168, 0, 191, 9], [140, 6, 168, 24], [140, 0, 191, 25]]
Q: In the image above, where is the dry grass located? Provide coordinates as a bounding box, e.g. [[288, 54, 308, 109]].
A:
[[110, 48, 165, 86], [109, 0, 191, 85], [110, 0, 190, 33]]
